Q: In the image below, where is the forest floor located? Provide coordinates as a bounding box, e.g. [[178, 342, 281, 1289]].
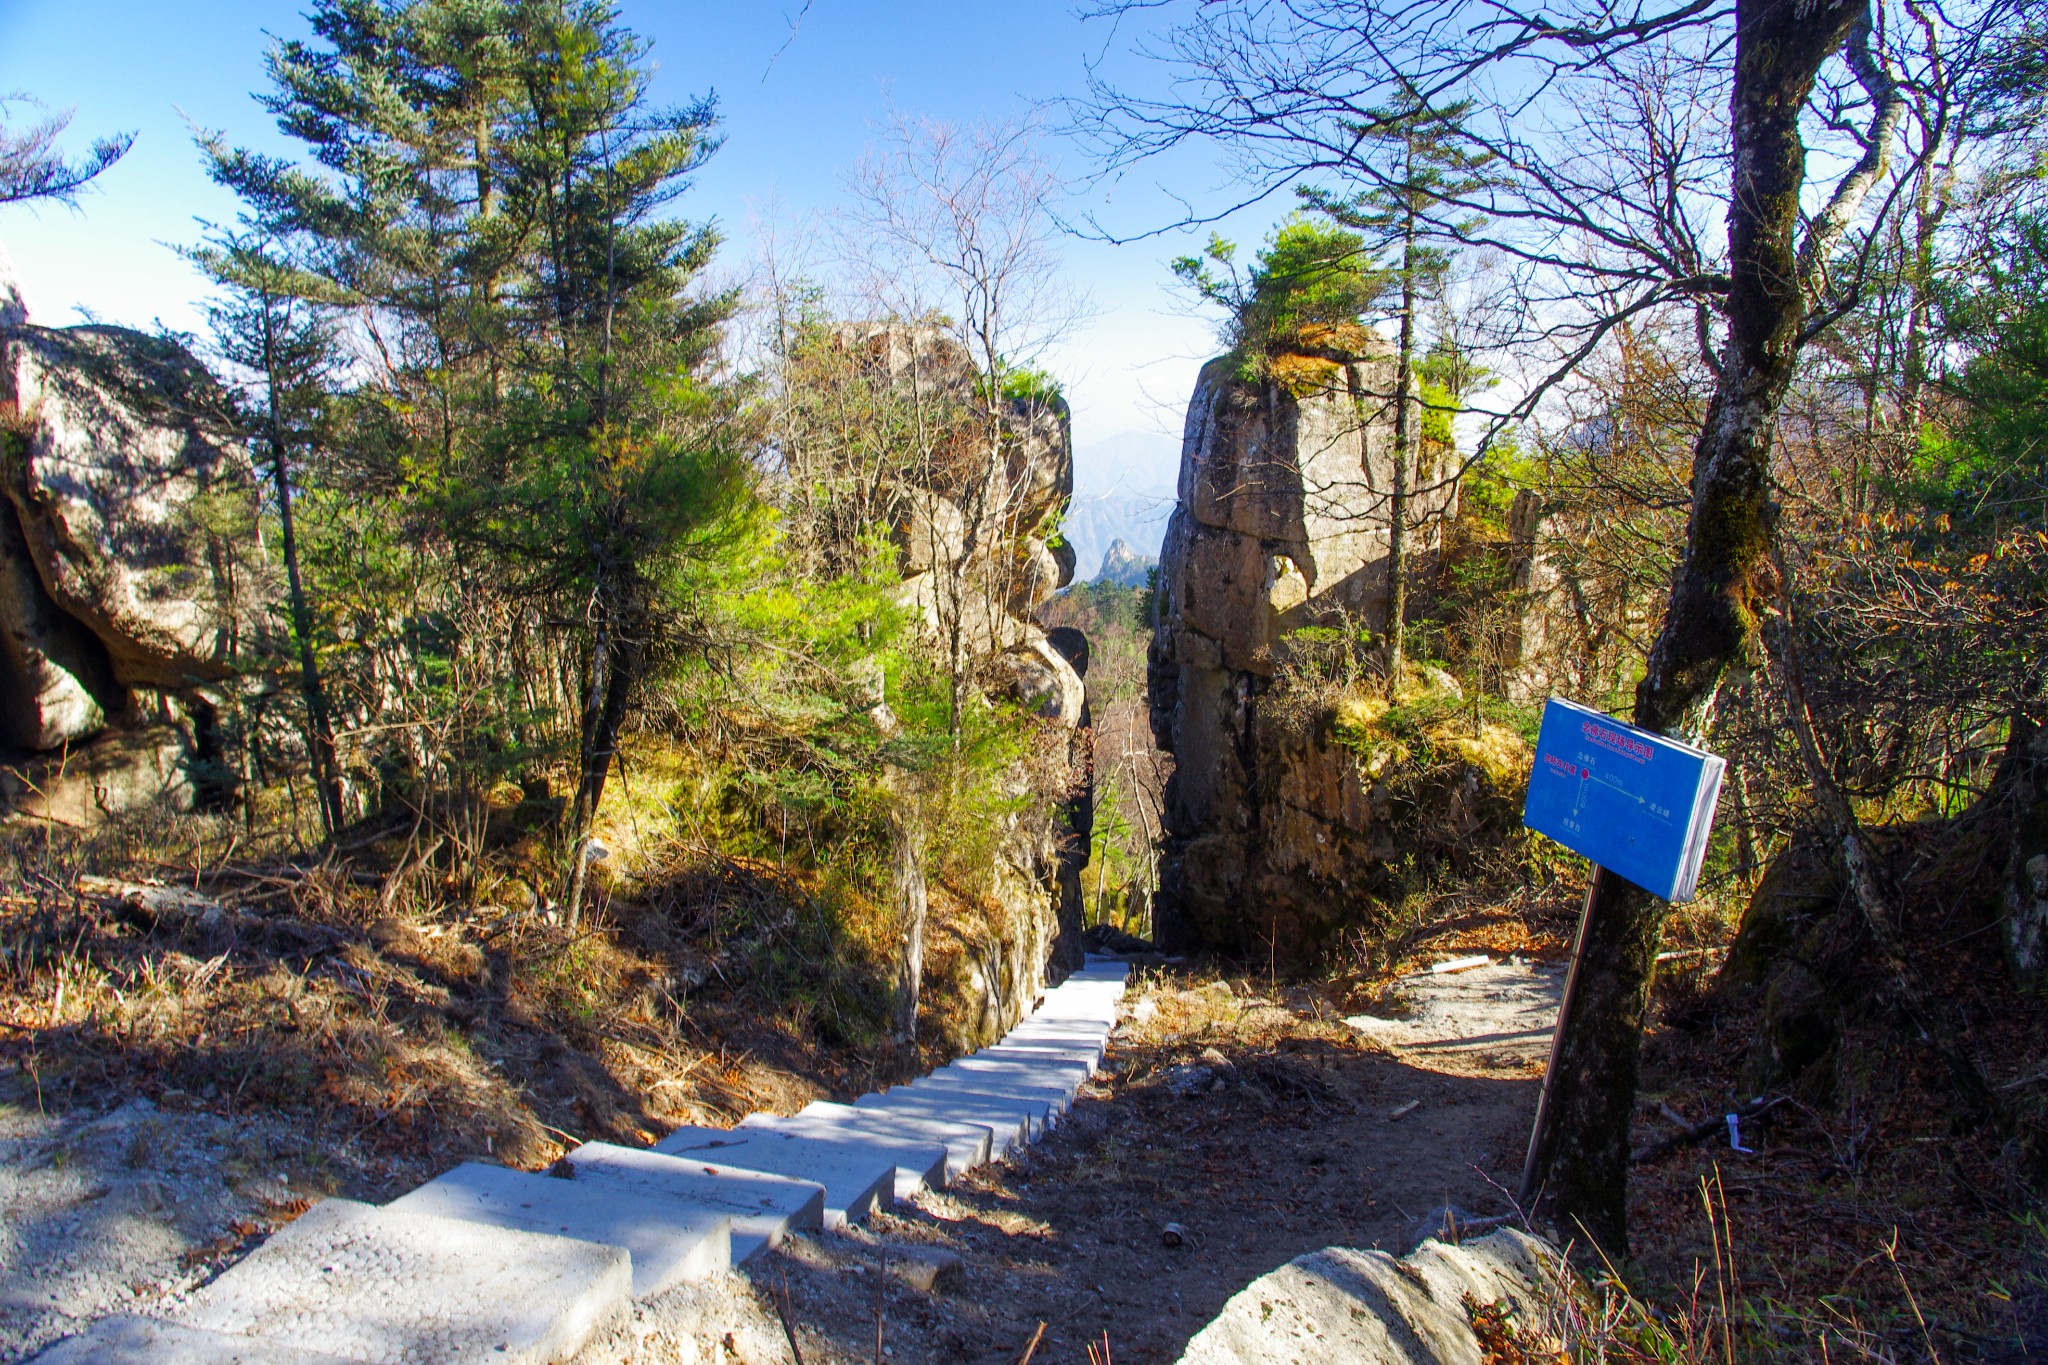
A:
[[0, 945, 1559, 1365]]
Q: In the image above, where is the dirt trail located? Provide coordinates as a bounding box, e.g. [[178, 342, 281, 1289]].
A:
[[0, 958, 1560, 1365], [760, 958, 1562, 1364]]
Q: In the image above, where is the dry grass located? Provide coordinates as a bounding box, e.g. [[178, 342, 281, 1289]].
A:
[[0, 802, 918, 1184]]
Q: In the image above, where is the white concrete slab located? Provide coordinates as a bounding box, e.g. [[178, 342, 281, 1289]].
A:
[[864, 1080, 1056, 1146], [1004, 1020, 1111, 1043], [1030, 998, 1122, 1024], [176, 1198, 630, 1365], [561, 1142, 824, 1265], [746, 1105, 992, 1179], [927, 1056, 1089, 1110], [979, 1041, 1103, 1073], [910, 1072, 1078, 1120], [27, 1316, 361, 1365], [387, 1161, 730, 1297], [853, 1086, 1041, 1150], [944, 1052, 1091, 1082], [654, 1123, 936, 1216]]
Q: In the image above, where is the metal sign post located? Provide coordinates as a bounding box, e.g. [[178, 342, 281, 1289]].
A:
[[1515, 699, 1727, 1208], [1518, 870, 1597, 1205]]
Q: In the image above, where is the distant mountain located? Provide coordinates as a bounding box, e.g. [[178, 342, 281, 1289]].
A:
[[1094, 539, 1157, 588], [1061, 490, 1174, 586]]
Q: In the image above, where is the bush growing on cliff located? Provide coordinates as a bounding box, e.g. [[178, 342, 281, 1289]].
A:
[[1171, 216, 1386, 377]]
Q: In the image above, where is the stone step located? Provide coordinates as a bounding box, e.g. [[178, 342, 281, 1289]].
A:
[[907, 1074, 1078, 1122], [654, 1123, 940, 1219], [560, 1142, 824, 1266], [749, 1104, 993, 1180], [923, 1056, 1090, 1111], [861, 1081, 1054, 1142], [26, 1316, 363, 1365], [978, 1040, 1104, 1073], [1029, 998, 1122, 1024], [175, 1197, 631, 1365], [387, 1161, 731, 1298]]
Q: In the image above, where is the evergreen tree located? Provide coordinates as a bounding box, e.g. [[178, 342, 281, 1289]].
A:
[[204, 0, 752, 914], [1303, 97, 1492, 680], [184, 215, 353, 840], [1171, 215, 1384, 373]]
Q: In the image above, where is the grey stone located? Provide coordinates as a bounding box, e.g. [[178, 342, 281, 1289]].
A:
[[748, 1104, 992, 1180], [560, 1141, 824, 1266], [1, 323, 256, 693], [0, 239, 25, 331], [386, 1161, 731, 1297], [175, 1197, 631, 1365], [1175, 1228, 1565, 1365], [881, 1245, 965, 1294], [26, 1316, 360, 1365], [654, 1122, 937, 1214]]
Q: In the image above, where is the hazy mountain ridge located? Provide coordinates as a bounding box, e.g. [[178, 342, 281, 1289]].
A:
[[1061, 490, 1175, 583]]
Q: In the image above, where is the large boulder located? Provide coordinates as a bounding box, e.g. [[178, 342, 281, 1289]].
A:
[[1177, 1228, 1568, 1365], [0, 241, 26, 331], [3, 323, 253, 691], [0, 251, 258, 818], [852, 322, 1094, 1012]]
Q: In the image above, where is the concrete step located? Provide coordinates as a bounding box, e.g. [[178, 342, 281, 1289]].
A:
[[175, 1197, 631, 1365], [387, 1161, 731, 1298], [654, 1123, 941, 1219], [924, 1056, 1090, 1111], [909, 1074, 1078, 1121], [861, 1081, 1054, 1142], [27, 1316, 362, 1365], [560, 1142, 824, 1266], [749, 1104, 993, 1179], [852, 1086, 1036, 1149], [978, 1040, 1104, 1073], [1030, 998, 1122, 1024]]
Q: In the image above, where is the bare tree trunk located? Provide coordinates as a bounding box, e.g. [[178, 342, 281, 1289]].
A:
[[891, 814, 928, 1043], [1386, 214, 1419, 682], [1524, 0, 1871, 1257], [261, 311, 345, 842], [566, 579, 639, 926]]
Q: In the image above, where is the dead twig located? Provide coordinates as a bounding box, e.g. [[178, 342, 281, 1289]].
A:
[[773, 1265, 805, 1365], [1016, 1322, 1048, 1365]]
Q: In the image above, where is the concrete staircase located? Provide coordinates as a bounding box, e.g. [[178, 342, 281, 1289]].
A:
[[28, 959, 1131, 1364]]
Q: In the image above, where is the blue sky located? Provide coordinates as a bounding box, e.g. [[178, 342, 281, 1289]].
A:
[[0, 0, 1279, 497]]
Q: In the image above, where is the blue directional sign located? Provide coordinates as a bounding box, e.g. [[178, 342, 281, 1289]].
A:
[[1522, 697, 1726, 902]]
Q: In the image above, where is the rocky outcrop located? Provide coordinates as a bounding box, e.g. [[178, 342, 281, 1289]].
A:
[[0, 250, 258, 821], [1093, 537, 1155, 588], [1177, 1228, 1569, 1365], [843, 324, 1093, 1028], [1149, 348, 1484, 957]]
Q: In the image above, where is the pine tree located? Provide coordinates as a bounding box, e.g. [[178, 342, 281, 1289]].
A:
[[185, 219, 353, 840], [203, 0, 752, 915], [1303, 98, 1492, 682]]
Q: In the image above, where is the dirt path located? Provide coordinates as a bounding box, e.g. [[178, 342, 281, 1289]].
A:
[[757, 959, 1561, 1364], [0, 958, 1559, 1365]]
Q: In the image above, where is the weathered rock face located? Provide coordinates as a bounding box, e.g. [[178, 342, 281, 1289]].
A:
[[0, 259, 257, 821], [1148, 350, 1474, 957], [846, 324, 1092, 1025], [1176, 1228, 1569, 1365]]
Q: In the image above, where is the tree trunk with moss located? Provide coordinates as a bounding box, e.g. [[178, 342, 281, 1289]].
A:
[[1523, 0, 1871, 1257]]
